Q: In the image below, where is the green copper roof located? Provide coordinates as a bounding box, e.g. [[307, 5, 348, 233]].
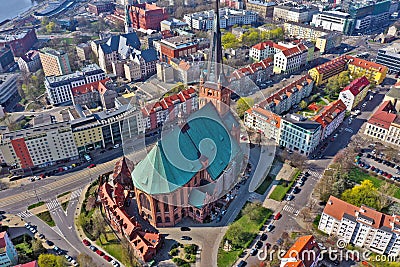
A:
[[132, 103, 242, 195]]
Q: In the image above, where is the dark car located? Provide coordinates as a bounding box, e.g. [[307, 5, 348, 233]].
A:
[[180, 227, 191, 231], [255, 241, 263, 249], [181, 236, 192, 241], [260, 233, 268, 241], [293, 187, 300, 194], [89, 245, 97, 252], [250, 248, 258, 256], [46, 240, 54, 246], [237, 260, 247, 267]]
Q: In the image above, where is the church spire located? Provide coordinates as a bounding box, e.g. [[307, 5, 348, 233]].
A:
[[206, 0, 225, 84]]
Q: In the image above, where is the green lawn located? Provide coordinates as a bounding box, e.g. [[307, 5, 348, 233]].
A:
[[269, 169, 300, 201], [28, 201, 45, 210], [37, 210, 55, 227], [347, 168, 400, 200], [96, 231, 129, 266], [255, 176, 273, 195], [217, 203, 272, 267]]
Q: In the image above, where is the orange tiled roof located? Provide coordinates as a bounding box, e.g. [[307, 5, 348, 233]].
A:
[[367, 100, 398, 130], [284, 261, 305, 267], [345, 55, 387, 73], [252, 41, 274, 50], [247, 107, 281, 128], [314, 56, 347, 75], [312, 100, 346, 128], [283, 235, 320, 267], [71, 78, 111, 96]]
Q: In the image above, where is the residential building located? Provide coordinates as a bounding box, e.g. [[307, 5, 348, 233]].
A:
[[156, 62, 174, 83], [280, 235, 320, 267], [183, 8, 257, 30], [346, 55, 387, 85], [87, 1, 115, 15], [221, 0, 244, 9], [245, 0, 276, 18], [273, 43, 309, 74], [284, 22, 331, 40], [76, 43, 92, 61], [71, 118, 104, 153], [249, 41, 276, 61], [17, 50, 41, 74], [279, 114, 322, 155], [312, 100, 347, 140], [364, 100, 400, 148], [169, 58, 203, 85], [339, 76, 370, 111], [230, 58, 274, 92], [160, 18, 188, 31], [0, 73, 20, 112], [376, 43, 400, 74], [159, 36, 198, 63], [311, 11, 355, 35], [45, 64, 106, 105], [0, 28, 37, 57], [318, 195, 400, 256], [273, 5, 319, 23], [384, 86, 400, 111], [0, 46, 14, 73], [244, 107, 281, 141], [315, 33, 342, 54], [97, 32, 141, 72], [13, 261, 38, 267], [308, 56, 348, 85], [99, 178, 161, 262], [256, 75, 314, 115], [71, 78, 117, 109], [141, 88, 198, 130], [39, 48, 72, 77], [0, 122, 78, 169], [128, 3, 168, 31], [0, 232, 17, 267]]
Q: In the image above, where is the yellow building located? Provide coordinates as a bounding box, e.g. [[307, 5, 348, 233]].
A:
[[346, 56, 388, 85], [308, 56, 348, 85], [72, 123, 104, 153]]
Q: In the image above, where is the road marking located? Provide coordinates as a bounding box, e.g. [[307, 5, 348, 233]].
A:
[[46, 199, 61, 211], [70, 188, 82, 200], [17, 210, 34, 219], [283, 205, 300, 217]]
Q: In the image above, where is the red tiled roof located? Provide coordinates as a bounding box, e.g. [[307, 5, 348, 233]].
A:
[[281, 44, 307, 58], [230, 58, 273, 80], [341, 76, 370, 96], [367, 100, 398, 130], [0, 231, 6, 249], [247, 107, 281, 128], [312, 100, 346, 128], [345, 55, 388, 73], [13, 261, 38, 267], [252, 41, 274, 50], [71, 78, 111, 96], [284, 261, 304, 267], [314, 56, 347, 75], [283, 235, 320, 267]]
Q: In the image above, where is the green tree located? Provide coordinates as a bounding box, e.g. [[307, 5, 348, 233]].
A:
[[46, 22, 56, 34], [32, 238, 47, 258], [222, 32, 238, 49], [121, 238, 140, 267], [337, 71, 350, 87], [299, 100, 308, 110], [77, 253, 94, 267], [225, 224, 252, 248], [242, 202, 264, 221], [236, 97, 254, 119], [342, 180, 381, 210], [38, 254, 66, 267]]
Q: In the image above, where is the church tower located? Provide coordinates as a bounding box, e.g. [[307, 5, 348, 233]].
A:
[[124, 5, 133, 33], [199, 0, 231, 115]]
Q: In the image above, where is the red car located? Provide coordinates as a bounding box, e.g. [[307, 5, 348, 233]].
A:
[[103, 255, 112, 262], [82, 239, 90, 246], [96, 250, 105, 256], [40, 173, 45, 178], [88, 164, 96, 168], [274, 212, 281, 220]]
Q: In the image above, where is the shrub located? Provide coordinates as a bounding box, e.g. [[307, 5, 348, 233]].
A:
[[169, 248, 179, 257]]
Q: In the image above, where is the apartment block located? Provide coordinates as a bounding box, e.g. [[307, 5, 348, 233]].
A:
[[39, 48, 72, 77], [129, 3, 168, 31], [245, 0, 276, 18], [364, 100, 400, 148], [76, 43, 92, 61], [346, 56, 387, 85], [279, 114, 322, 155], [183, 8, 257, 30], [71, 78, 117, 109], [244, 108, 281, 141], [257, 75, 314, 115], [312, 100, 347, 140], [159, 36, 198, 64], [315, 33, 342, 54], [0, 122, 78, 169], [45, 64, 106, 105], [376, 43, 400, 74], [339, 76, 370, 111], [280, 235, 320, 267], [0, 46, 14, 73], [273, 5, 318, 23], [319, 196, 400, 256], [0, 28, 38, 57], [0, 232, 18, 267], [17, 50, 42, 74], [0, 73, 20, 112], [249, 41, 277, 61], [308, 56, 348, 85], [273, 43, 309, 74]]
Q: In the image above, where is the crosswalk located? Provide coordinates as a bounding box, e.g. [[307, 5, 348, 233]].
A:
[[307, 170, 322, 179], [17, 210, 34, 219], [282, 204, 300, 216], [70, 188, 82, 200], [46, 199, 61, 212]]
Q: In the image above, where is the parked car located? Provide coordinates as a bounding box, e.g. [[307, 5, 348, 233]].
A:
[[266, 224, 274, 232], [64, 255, 72, 262], [286, 194, 294, 201], [45, 240, 54, 246], [103, 255, 112, 262], [82, 239, 90, 246], [180, 227, 191, 231], [89, 245, 97, 252], [181, 236, 192, 241], [274, 212, 281, 220], [88, 164, 96, 168], [260, 233, 268, 241], [237, 260, 247, 267], [250, 248, 258, 256]]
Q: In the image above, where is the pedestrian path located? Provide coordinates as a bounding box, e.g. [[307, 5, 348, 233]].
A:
[[282, 204, 300, 216], [70, 188, 82, 200], [46, 199, 61, 212], [17, 210, 34, 219]]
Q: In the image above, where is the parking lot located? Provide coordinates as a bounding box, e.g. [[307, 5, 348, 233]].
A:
[[356, 150, 400, 182]]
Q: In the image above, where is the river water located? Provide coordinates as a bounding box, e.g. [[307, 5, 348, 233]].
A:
[[0, 0, 37, 23]]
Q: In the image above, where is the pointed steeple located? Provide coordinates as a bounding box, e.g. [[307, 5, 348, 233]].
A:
[[206, 0, 226, 85]]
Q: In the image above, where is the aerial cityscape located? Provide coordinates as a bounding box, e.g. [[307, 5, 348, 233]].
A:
[[0, 0, 399, 267]]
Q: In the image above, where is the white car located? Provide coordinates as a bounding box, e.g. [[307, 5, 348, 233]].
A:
[[266, 224, 274, 232], [113, 144, 120, 148]]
